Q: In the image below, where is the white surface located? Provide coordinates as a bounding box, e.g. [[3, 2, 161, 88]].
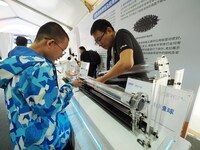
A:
[[0, 0, 90, 34], [79, 61, 90, 79], [189, 85, 200, 133], [72, 90, 144, 150], [70, 89, 191, 150]]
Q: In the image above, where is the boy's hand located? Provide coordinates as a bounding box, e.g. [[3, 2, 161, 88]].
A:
[[72, 79, 83, 87]]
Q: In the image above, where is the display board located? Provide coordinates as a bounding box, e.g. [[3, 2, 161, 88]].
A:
[[76, 0, 199, 93]]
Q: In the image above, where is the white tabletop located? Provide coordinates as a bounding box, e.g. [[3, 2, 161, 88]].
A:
[[66, 89, 191, 150]]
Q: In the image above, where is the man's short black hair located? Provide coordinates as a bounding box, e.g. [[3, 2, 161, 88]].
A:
[[16, 36, 28, 46], [90, 19, 114, 35], [79, 46, 86, 51], [35, 22, 69, 43]]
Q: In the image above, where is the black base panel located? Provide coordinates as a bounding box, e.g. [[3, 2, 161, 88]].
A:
[[80, 85, 132, 130]]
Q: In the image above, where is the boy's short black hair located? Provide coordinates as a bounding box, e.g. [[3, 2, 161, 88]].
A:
[[79, 46, 86, 51], [35, 22, 69, 43]]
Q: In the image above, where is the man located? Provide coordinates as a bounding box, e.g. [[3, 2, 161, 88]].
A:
[[8, 36, 28, 57], [79, 46, 101, 78], [0, 22, 82, 150], [16, 36, 28, 46], [90, 19, 147, 86]]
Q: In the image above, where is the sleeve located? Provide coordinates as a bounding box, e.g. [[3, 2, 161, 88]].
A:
[[115, 30, 134, 54], [18, 62, 73, 117]]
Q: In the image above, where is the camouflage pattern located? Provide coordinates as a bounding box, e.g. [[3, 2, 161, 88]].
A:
[[0, 47, 73, 150]]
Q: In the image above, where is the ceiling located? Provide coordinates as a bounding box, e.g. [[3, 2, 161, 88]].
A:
[[0, 0, 103, 35]]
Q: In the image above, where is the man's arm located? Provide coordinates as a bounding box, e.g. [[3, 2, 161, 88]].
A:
[[96, 49, 134, 83]]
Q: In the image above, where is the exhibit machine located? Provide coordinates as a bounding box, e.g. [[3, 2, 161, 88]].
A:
[[59, 55, 193, 150]]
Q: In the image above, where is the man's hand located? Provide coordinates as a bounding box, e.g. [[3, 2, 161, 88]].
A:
[[96, 76, 106, 83]]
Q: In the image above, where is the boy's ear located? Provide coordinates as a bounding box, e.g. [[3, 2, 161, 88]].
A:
[[46, 39, 55, 48]]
